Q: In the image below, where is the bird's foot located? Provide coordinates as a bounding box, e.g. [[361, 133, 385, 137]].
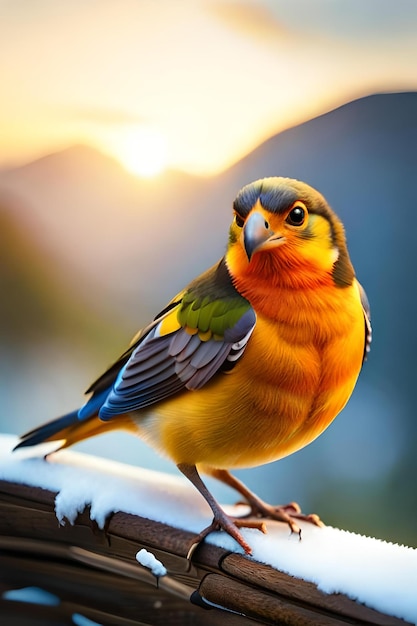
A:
[[243, 499, 324, 536], [206, 469, 323, 537], [187, 513, 267, 559]]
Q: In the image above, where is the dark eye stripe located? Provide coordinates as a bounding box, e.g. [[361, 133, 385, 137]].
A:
[[235, 214, 245, 228]]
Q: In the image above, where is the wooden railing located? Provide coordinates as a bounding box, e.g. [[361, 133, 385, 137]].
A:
[[0, 479, 409, 625]]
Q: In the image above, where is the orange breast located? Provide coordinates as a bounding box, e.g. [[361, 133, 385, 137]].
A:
[[134, 280, 365, 470]]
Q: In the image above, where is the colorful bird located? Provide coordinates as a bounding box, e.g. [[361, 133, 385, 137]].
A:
[[16, 177, 371, 555]]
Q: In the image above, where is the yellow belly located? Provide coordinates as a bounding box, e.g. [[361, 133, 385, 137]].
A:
[[132, 281, 365, 470]]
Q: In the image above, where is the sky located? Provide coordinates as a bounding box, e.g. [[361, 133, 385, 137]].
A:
[[1, 0, 417, 176], [1, 434, 417, 624]]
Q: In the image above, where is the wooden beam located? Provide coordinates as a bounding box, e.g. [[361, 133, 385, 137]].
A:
[[0, 480, 409, 625]]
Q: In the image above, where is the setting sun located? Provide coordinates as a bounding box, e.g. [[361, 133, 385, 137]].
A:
[[114, 126, 168, 178]]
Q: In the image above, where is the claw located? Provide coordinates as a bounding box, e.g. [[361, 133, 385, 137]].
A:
[[233, 518, 267, 534], [187, 515, 254, 557], [280, 501, 302, 515], [295, 512, 325, 528], [249, 501, 323, 535], [287, 519, 301, 537], [178, 464, 323, 558], [206, 469, 323, 536]]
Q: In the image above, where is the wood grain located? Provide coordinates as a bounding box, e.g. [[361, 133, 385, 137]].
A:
[[0, 480, 410, 625]]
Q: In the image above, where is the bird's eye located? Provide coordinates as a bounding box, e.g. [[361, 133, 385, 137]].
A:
[[286, 205, 306, 226], [235, 214, 245, 228]]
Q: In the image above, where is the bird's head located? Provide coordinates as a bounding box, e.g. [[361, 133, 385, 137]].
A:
[[225, 177, 355, 293]]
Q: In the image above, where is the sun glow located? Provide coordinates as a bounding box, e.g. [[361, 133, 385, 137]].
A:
[[115, 126, 168, 178]]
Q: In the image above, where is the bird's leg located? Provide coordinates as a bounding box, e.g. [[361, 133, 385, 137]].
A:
[[208, 468, 324, 535], [177, 463, 266, 556]]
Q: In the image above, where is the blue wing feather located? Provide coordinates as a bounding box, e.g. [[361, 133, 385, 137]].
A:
[[79, 259, 256, 422]]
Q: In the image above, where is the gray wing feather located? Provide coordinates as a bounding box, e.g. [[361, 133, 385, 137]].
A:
[[99, 313, 255, 420]]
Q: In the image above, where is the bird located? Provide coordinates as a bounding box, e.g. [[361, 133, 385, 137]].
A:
[[15, 177, 371, 555]]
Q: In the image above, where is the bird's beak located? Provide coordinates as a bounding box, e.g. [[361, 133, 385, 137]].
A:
[[243, 211, 282, 260]]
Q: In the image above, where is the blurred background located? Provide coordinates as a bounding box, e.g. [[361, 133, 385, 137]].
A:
[[1, 0, 417, 547]]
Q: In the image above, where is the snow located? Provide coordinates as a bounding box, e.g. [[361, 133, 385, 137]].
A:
[[136, 548, 167, 578], [1, 433, 417, 624]]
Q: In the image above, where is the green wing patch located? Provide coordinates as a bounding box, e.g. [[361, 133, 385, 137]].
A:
[[178, 291, 252, 340], [84, 258, 256, 417], [177, 258, 252, 338]]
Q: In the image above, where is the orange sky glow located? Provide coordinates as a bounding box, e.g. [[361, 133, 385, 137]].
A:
[[1, 0, 417, 176]]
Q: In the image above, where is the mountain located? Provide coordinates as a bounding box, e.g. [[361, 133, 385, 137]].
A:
[[2, 91, 416, 385], [2, 91, 417, 544], [0, 196, 126, 349], [2, 92, 416, 325], [0, 144, 213, 322], [2, 90, 416, 417]]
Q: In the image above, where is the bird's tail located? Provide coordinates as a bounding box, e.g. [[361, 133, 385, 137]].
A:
[[14, 410, 134, 453]]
